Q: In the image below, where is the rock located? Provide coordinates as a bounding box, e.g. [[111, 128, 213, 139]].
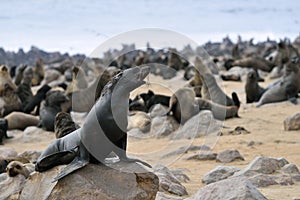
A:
[[127, 128, 148, 139], [277, 157, 289, 167], [185, 153, 217, 161], [153, 165, 188, 196], [234, 156, 281, 177], [151, 116, 179, 138], [284, 113, 300, 131], [21, 126, 55, 143], [0, 173, 7, 182], [187, 176, 267, 200], [216, 149, 245, 163], [21, 163, 159, 200], [202, 166, 240, 184], [169, 168, 190, 183], [18, 150, 42, 163], [155, 191, 184, 200], [161, 145, 211, 158], [0, 175, 26, 200], [281, 163, 299, 174], [0, 147, 18, 158], [128, 111, 151, 133], [278, 175, 294, 186], [248, 174, 278, 187], [149, 104, 169, 118], [171, 111, 222, 140]]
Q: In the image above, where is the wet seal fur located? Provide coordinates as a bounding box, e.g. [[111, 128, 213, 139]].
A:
[[35, 66, 151, 182]]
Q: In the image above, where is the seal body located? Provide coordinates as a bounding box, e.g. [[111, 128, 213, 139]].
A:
[[35, 66, 151, 181], [257, 60, 300, 106], [245, 70, 265, 103]]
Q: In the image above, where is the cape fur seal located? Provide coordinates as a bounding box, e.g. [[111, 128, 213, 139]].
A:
[[35, 66, 151, 182], [39, 90, 70, 131], [257, 59, 300, 106], [245, 70, 266, 103], [54, 112, 80, 139], [167, 87, 240, 123], [6, 161, 34, 178], [200, 73, 236, 106]]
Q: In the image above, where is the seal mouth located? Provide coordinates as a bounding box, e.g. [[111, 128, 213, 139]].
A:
[[137, 66, 150, 82]]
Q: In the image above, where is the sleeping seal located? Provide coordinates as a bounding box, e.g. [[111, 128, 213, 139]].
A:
[[35, 66, 151, 181]]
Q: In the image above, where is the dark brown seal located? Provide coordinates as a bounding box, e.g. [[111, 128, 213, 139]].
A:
[[35, 66, 151, 182], [54, 112, 80, 139], [245, 70, 266, 103]]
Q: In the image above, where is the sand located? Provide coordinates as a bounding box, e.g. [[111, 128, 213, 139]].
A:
[[2, 71, 300, 200]]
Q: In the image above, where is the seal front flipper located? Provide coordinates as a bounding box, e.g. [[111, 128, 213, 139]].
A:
[[35, 149, 77, 172], [52, 158, 89, 182]]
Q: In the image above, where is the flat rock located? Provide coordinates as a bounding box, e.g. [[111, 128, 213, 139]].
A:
[[185, 153, 217, 161], [171, 111, 222, 140], [216, 149, 245, 163], [153, 165, 188, 196], [21, 163, 159, 200], [0, 147, 18, 158], [151, 116, 179, 138], [186, 176, 267, 200], [0, 175, 26, 200], [202, 165, 240, 184], [284, 113, 300, 131]]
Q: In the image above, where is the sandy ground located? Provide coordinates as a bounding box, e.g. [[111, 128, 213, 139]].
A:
[[2, 71, 300, 200]]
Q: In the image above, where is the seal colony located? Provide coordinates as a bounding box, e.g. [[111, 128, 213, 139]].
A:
[[35, 66, 151, 181]]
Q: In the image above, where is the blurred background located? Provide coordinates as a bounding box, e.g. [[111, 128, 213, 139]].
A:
[[1, 0, 299, 54]]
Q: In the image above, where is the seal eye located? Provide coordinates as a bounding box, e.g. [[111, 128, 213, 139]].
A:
[[16, 165, 21, 170]]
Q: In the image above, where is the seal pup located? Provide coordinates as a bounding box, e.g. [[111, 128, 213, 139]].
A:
[[35, 66, 151, 182], [0, 118, 13, 145], [245, 70, 266, 103], [0, 112, 39, 132], [257, 59, 300, 106], [6, 161, 34, 178], [0, 157, 30, 173]]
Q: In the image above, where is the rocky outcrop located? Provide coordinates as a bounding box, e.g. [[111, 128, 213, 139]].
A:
[[187, 176, 267, 200], [1, 162, 159, 200]]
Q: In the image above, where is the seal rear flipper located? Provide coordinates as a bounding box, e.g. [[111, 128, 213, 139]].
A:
[[52, 158, 89, 182], [35, 150, 77, 172]]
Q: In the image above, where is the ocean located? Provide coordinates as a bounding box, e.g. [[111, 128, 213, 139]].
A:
[[1, 0, 299, 55]]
